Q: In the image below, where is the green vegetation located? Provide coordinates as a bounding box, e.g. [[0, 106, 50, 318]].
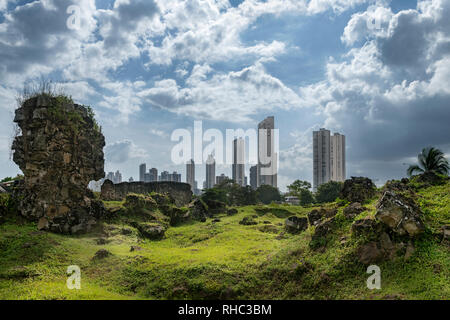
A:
[[16, 79, 101, 135], [255, 184, 282, 204], [407, 147, 449, 176], [200, 179, 281, 206], [287, 180, 315, 205], [0, 178, 448, 300], [315, 181, 343, 204]]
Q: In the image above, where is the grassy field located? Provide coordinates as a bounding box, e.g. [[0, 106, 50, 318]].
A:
[[0, 181, 448, 300]]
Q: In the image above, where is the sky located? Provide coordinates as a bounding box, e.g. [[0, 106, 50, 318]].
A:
[[0, 0, 449, 191]]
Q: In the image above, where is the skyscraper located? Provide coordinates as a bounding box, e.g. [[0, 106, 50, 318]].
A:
[[331, 133, 346, 182], [139, 163, 146, 182], [257, 116, 277, 188], [114, 170, 122, 184], [232, 138, 245, 186], [106, 171, 115, 182], [250, 165, 257, 190], [186, 159, 195, 191], [159, 171, 169, 181], [170, 171, 181, 182], [313, 129, 346, 191], [313, 128, 331, 191], [205, 154, 216, 189], [149, 168, 158, 182]]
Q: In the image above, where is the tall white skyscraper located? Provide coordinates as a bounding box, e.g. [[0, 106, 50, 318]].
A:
[[186, 159, 195, 191], [139, 163, 146, 182], [331, 133, 346, 182], [257, 116, 277, 188], [313, 128, 346, 191], [205, 154, 216, 189], [313, 128, 331, 191], [232, 138, 245, 186], [114, 170, 122, 184]]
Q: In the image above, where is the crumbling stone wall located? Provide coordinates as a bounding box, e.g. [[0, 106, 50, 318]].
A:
[[12, 95, 105, 234], [101, 180, 192, 207]]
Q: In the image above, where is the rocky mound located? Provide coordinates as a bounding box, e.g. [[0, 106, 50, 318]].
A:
[[12, 95, 105, 234], [340, 177, 376, 203], [353, 180, 425, 264], [375, 182, 424, 237]]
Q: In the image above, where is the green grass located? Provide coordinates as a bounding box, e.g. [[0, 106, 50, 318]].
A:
[[0, 183, 449, 300]]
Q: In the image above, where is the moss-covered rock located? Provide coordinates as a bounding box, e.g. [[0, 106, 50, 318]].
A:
[[340, 177, 377, 203], [131, 222, 166, 240]]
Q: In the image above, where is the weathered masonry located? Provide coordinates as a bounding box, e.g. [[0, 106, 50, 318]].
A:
[[101, 180, 192, 206]]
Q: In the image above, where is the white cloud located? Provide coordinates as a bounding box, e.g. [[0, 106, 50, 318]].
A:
[[139, 62, 303, 122], [149, 128, 167, 138], [105, 139, 148, 164], [297, 0, 450, 179]]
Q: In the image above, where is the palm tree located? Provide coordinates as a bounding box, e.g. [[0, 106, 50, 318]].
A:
[[407, 147, 449, 177]]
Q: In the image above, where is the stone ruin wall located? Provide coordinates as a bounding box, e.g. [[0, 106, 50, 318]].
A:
[[12, 95, 105, 234], [101, 180, 192, 207]]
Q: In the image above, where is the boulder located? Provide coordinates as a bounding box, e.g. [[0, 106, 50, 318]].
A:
[[343, 202, 366, 220], [124, 193, 157, 213], [189, 199, 209, 221], [310, 217, 338, 248], [351, 218, 380, 236], [285, 216, 308, 234], [239, 216, 258, 226], [227, 208, 238, 216], [340, 177, 376, 203], [204, 199, 227, 215], [314, 218, 336, 238], [375, 190, 424, 237], [307, 208, 337, 226], [93, 249, 111, 260], [357, 242, 384, 265], [132, 222, 166, 240], [162, 206, 189, 226], [415, 171, 444, 185]]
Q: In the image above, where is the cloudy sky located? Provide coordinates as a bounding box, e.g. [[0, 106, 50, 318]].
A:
[[1, 0, 449, 191]]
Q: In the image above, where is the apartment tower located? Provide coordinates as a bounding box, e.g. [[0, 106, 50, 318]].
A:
[[232, 138, 245, 186], [205, 154, 216, 189], [257, 116, 277, 188], [186, 159, 195, 191]]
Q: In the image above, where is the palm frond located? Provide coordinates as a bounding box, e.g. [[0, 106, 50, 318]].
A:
[[407, 164, 424, 177]]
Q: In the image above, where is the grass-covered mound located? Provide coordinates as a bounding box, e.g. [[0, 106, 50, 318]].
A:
[[0, 179, 448, 300]]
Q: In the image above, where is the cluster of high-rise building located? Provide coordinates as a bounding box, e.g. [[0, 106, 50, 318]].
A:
[[99, 116, 279, 195], [92, 120, 345, 196], [139, 163, 181, 183], [186, 116, 278, 192], [106, 170, 122, 184], [313, 128, 346, 191]]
